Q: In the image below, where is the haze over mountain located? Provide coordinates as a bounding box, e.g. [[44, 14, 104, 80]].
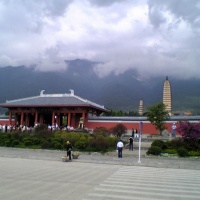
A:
[[0, 59, 200, 115], [1, 1, 200, 80], [1, 0, 200, 116]]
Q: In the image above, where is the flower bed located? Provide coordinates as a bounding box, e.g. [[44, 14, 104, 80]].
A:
[[62, 156, 68, 162], [72, 153, 79, 159]]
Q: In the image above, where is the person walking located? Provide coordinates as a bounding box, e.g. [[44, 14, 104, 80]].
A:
[[66, 141, 72, 160], [135, 129, 139, 140], [117, 139, 124, 158], [172, 123, 177, 137], [129, 137, 134, 151], [132, 128, 135, 138]]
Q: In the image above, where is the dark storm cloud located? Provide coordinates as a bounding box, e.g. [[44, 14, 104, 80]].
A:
[[0, 0, 199, 79], [148, 0, 200, 27], [148, 6, 166, 28], [88, 0, 126, 7]]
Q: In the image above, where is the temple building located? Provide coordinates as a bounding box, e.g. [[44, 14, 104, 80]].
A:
[[163, 76, 172, 115], [0, 90, 108, 128], [1, 78, 200, 135]]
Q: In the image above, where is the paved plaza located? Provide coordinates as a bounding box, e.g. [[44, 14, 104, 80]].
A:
[[0, 147, 200, 200]]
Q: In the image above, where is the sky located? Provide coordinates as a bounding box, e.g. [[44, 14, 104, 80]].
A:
[[0, 0, 200, 80]]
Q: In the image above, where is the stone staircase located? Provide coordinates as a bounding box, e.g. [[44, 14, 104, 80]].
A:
[[122, 132, 173, 151]]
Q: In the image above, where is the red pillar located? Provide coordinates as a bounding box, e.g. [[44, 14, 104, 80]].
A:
[[56, 114, 60, 127], [67, 112, 71, 127], [39, 114, 43, 124], [26, 114, 30, 127], [81, 111, 86, 129], [9, 110, 12, 125], [84, 112, 88, 128], [25, 113, 29, 126], [72, 113, 76, 128], [35, 111, 38, 125], [20, 111, 24, 126], [52, 112, 55, 125], [15, 113, 18, 125]]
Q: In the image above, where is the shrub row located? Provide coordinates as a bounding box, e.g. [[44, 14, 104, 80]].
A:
[[0, 130, 118, 152], [147, 138, 200, 157]]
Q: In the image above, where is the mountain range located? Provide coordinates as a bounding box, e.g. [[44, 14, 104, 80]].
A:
[[0, 59, 200, 114]]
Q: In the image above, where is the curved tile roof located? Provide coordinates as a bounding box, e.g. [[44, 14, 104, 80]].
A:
[[0, 90, 108, 112], [88, 115, 200, 122]]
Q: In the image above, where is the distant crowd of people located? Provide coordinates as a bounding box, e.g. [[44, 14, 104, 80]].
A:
[[0, 124, 34, 133], [0, 123, 79, 134], [47, 124, 75, 132], [131, 128, 139, 139]]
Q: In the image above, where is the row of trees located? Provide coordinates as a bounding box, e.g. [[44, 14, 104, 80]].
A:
[[103, 109, 139, 116]]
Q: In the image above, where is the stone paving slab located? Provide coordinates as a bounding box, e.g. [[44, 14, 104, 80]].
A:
[[0, 147, 200, 170], [0, 156, 200, 200], [0, 157, 122, 200]]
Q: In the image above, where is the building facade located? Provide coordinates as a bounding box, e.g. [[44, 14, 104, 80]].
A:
[[0, 90, 108, 129]]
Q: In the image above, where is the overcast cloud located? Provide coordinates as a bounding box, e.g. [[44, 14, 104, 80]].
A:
[[0, 0, 200, 79]]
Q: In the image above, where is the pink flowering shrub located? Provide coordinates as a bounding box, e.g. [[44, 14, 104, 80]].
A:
[[177, 121, 200, 151], [177, 121, 200, 139]]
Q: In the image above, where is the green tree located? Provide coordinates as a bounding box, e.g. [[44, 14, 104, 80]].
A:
[[110, 123, 127, 137], [146, 102, 169, 135], [93, 127, 110, 137], [103, 109, 139, 116]]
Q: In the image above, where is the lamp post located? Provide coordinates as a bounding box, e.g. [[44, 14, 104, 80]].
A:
[[55, 115, 57, 130], [138, 121, 143, 163]]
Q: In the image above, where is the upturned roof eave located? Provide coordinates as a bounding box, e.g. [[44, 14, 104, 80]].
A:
[[0, 90, 109, 112], [0, 103, 109, 112]]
